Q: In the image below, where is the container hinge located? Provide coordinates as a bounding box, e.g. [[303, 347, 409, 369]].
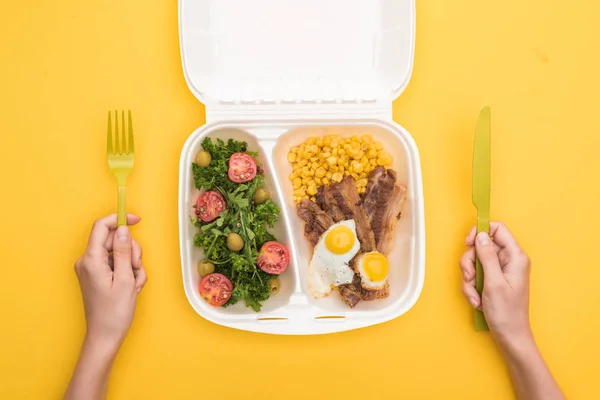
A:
[[205, 103, 393, 123]]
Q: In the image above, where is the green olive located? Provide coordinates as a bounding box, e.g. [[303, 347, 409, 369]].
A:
[[226, 233, 244, 252], [253, 188, 270, 204], [195, 150, 211, 167], [268, 278, 280, 295], [197, 260, 215, 277]]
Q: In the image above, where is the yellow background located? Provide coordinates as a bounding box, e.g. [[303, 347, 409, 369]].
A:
[[1, 0, 599, 399]]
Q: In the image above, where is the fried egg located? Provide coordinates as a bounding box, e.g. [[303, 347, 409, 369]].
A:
[[308, 220, 360, 298], [356, 251, 390, 290]]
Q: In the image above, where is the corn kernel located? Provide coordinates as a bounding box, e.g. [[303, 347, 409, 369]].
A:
[[291, 146, 300, 153], [344, 170, 350, 176], [322, 163, 329, 171], [289, 170, 300, 180], [288, 153, 297, 162], [357, 179, 368, 187], [292, 178, 302, 189], [315, 177, 322, 185], [337, 156, 346, 165], [304, 195, 310, 200], [351, 173, 359, 180], [310, 144, 319, 154], [323, 146, 331, 153], [339, 149, 346, 156], [331, 172, 343, 183], [326, 156, 337, 167], [332, 148, 338, 156], [322, 177, 330, 185], [316, 138, 324, 147], [326, 171, 333, 179], [370, 159, 378, 166], [293, 188, 306, 196], [329, 165, 338, 172], [347, 147, 360, 159], [330, 139, 339, 148], [310, 196, 316, 202], [306, 137, 316, 145], [307, 185, 317, 196], [309, 157, 318, 163], [353, 161, 364, 174], [361, 156, 369, 166], [339, 165, 345, 174], [323, 138, 332, 147], [301, 176, 311, 185], [297, 159, 308, 168], [361, 135, 373, 144], [315, 167, 326, 178], [359, 172, 367, 180], [375, 141, 383, 150]]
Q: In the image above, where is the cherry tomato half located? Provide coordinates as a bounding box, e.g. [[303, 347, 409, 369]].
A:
[[257, 242, 290, 275], [228, 153, 257, 183], [195, 191, 226, 222], [198, 273, 232, 306]]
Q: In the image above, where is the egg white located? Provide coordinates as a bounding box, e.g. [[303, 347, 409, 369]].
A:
[[308, 220, 360, 298]]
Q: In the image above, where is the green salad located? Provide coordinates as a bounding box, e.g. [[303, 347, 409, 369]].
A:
[[192, 137, 289, 312]]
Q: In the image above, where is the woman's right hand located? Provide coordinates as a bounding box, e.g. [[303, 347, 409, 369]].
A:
[[459, 222, 532, 346]]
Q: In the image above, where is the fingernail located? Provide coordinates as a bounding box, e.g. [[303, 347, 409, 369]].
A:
[[477, 232, 490, 245], [136, 286, 142, 293], [117, 226, 130, 242], [463, 269, 470, 280], [470, 297, 478, 308]]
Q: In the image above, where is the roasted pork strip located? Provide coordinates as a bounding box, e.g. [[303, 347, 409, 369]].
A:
[[296, 199, 334, 247], [362, 166, 407, 254], [321, 176, 376, 252]]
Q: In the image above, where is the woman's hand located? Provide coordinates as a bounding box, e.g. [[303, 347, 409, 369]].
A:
[[74, 213, 148, 351], [65, 213, 148, 400], [459, 222, 532, 345]]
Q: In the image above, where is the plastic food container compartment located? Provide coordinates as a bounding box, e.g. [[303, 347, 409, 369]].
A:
[[178, 0, 425, 335]]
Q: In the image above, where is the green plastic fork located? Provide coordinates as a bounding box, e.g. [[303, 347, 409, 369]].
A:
[[107, 110, 134, 227]]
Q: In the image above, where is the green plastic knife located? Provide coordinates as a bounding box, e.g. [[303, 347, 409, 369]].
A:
[[472, 106, 491, 332]]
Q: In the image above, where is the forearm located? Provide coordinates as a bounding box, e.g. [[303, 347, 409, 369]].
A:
[[64, 336, 119, 400], [499, 332, 565, 400]]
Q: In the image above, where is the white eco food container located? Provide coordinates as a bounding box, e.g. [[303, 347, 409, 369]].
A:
[[178, 0, 425, 335]]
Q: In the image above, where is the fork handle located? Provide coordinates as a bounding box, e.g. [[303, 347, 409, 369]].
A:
[[117, 185, 127, 226]]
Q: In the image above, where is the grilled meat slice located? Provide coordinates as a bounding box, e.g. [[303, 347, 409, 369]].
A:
[[319, 176, 376, 252], [296, 199, 334, 246], [338, 279, 362, 308], [362, 166, 407, 254], [315, 185, 345, 222]]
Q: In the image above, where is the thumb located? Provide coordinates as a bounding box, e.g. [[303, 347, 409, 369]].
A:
[[475, 232, 505, 285], [113, 226, 134, 285]]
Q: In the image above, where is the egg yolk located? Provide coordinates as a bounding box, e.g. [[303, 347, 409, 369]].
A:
[[362, 252, 390, 282], [325, 226, 356, 254]]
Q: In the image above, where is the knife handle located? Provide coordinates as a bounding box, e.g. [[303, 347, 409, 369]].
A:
[[474, 219, 490, 331]]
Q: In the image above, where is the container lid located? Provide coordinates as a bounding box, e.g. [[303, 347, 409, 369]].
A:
[[179, 0, 415, 108]]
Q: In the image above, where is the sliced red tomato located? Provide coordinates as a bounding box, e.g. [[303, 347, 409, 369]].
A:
[[228, 153, 257, 183], [257, 242, 290, 275], [198, 273, 233, 306], [195, 191, 226, 222]]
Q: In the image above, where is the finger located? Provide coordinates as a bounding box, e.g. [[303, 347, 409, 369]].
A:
[[475, 232, 505, 284], [462, 280, 481, 308], [112, 226, 134, 285], [459, 247, 476, 281], [131, 239, 142, 270], [134, 265, 148, 293], [466, 226, 476, 246], [88, 213, 141, 253], [489, 222, 520, 253]]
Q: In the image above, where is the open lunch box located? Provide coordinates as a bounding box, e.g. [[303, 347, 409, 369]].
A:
[[178, 0, 425, 335]]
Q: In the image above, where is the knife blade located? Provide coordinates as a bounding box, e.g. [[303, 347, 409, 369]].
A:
[[472, 106, 491, 332]]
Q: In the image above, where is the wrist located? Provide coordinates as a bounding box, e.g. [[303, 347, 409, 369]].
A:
[[82, 333, 122, 365], [494, 328, 537, 361]]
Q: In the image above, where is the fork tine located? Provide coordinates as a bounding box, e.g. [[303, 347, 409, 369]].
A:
[[114, 110, 120, 154], [107, 111, 113, 155], [128, 110, 134, 154], [121, 110, 126, 154]]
